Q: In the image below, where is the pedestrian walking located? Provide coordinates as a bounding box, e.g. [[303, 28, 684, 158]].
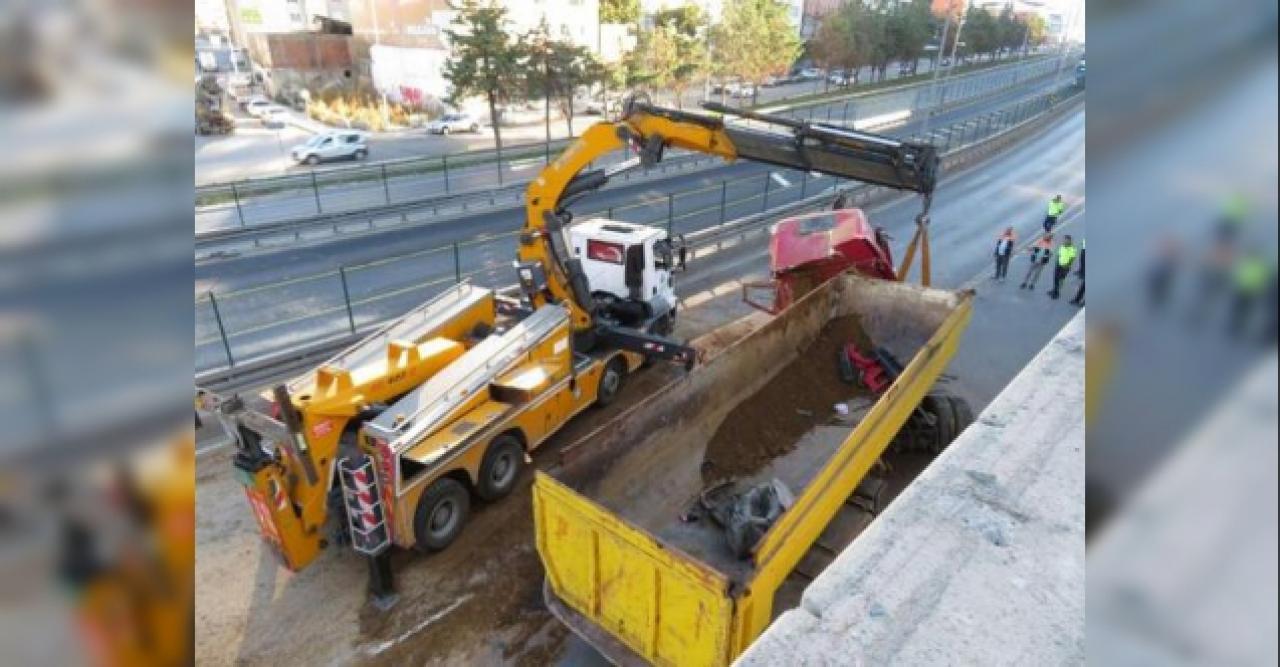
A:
[[1020, 233, 1054, 289], [1069, 239, 1085, 306], [1048, 235, 1078, 299], [993, 227, 1016, 280], [1043, 194, 1066, 232]]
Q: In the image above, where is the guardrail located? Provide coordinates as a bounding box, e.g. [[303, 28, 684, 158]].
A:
[[195, 55, 1065, 234], [195, 69, 1067, 262], [195, 85, 1083, 390]]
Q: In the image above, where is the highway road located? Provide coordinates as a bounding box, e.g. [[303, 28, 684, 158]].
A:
[[195, 57, 1068, 232], [194, 102, 1087, 666], [195, 72, 1077, 372], [193, 56, 961, 186]]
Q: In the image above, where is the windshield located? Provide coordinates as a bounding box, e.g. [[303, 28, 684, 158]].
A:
[[304, 134, 329, 148], [442, 114, 462, 121]]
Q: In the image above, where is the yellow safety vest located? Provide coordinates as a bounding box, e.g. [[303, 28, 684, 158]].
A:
[[1057, 245, 1077, 267], [1047, 200, 1066, 217], [1234, 258, 1269, 292]]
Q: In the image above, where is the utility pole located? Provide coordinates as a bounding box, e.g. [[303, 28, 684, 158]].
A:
[[921, 0, 958, 136], [368, 0, 391, 128]]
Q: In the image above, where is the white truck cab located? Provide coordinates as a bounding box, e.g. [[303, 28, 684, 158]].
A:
[[567, 219, 682, 332]]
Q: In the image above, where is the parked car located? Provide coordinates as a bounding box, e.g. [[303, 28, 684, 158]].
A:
[[579, 98, 617, 116], [244, 99, 272, 117], [730, 84, 757, 99], [427, 113, 481, 134], [259, 105, 290, 126], [827, 71, 850, 86], [290, 131, 369, 166], [797, 68, 824, 81], [239, 94, 268, 112]]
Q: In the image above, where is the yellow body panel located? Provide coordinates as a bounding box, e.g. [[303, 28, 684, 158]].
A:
[[534, 473, 735, 667], [383, 310, 637, 550], [534, 277, 973, 665]]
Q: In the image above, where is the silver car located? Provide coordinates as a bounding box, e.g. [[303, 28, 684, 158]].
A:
[[290, 131, 369, 165], [426, 113, 481, 135]]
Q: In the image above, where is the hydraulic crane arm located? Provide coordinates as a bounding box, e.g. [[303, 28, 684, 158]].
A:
[[518, 97, 940, 332]]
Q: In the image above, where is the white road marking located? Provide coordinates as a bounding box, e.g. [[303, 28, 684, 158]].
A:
[[358, 594, 474, 657]]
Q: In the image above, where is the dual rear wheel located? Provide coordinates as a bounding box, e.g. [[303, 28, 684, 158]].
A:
[[412, 433, 525, 552]]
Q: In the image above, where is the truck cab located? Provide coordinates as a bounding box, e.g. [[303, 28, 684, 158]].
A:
[[567, 219, 682, 334]]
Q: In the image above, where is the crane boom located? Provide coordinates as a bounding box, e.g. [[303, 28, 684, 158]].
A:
[[518, 97, 939, 336]]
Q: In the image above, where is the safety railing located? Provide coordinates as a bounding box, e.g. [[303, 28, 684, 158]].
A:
[[195, 55, 1065, 234], [195, 85, 1082, 378]]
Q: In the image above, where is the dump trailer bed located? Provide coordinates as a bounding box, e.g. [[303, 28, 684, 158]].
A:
[[532, 273, 972, 667]]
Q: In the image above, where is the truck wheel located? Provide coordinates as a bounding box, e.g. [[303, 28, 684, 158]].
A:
[[922, 394, 955, 454], [595, 357, 627, 407], [476, 434, 525, 501], [948, 395, 975, 435], [413, 478, 470, 552]]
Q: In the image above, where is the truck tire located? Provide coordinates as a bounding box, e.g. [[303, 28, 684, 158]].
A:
[[948, 395, 975, 436], [413, 477, 470, 552], [595, 357, 627, 407], [922, 394, 955, 454], [476, 434, 525, 501]]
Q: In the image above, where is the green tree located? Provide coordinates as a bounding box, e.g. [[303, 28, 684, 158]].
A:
[[653, 5, 710, 108], [1022, 14, 1047, 54], [525, 25, 607, 136], [961, 5, 999, 61], [712, 0, 802, 105], [600, 0, 640, 24], [889, 0, 933, 75], [443, 0, 526, 155], [625, 24, 680, 98]]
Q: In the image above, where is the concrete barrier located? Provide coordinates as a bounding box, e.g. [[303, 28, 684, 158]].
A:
[[735, 313, 1085, 666]]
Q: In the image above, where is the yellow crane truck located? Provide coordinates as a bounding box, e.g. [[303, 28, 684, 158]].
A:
[[199, 95, 940, 600]]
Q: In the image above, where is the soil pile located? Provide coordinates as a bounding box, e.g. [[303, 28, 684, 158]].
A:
[[701, 315, 874, 483]]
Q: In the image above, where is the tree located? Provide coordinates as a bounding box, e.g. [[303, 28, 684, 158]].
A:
[[889, 0, 933, 75], [809, 11, 853, 92], [963, 5, 1000, 61], [524, 24, 607, 136], [653, 5, 710, 108], [625, 24, 680, 99], [1022, 14, 1047, 54], [443, 1, 525, 156], [600, 0, 640, 24], [712, 0, 802, 105]]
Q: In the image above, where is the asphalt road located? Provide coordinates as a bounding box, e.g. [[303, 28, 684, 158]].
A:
[[195, 56, 1069, 232], [193, 56, 956, 185], [195, 73, 1078, 372]]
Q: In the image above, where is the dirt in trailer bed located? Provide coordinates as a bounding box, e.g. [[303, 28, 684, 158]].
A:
[[194, 293, 759, 666], [701, 314, 874, 484]]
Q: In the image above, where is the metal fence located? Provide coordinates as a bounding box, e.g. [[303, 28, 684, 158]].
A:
[[195, 87, 1077, 375], [194, 56, 1065, 234]]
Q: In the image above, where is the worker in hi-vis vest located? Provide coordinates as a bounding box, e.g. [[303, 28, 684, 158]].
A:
[[1049, 235, 1078, 300], [1044, 194, 1067, 232]]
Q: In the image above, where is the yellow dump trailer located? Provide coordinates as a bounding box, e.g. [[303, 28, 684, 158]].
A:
[[532, 273, 973, 666]]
